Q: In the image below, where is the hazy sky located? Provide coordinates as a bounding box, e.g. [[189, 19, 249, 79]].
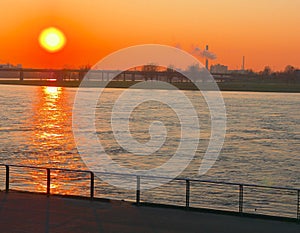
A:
[[0, 0, 299, 70]]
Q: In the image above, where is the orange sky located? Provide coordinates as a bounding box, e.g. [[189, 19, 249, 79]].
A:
[[0, 0, 299, 71]]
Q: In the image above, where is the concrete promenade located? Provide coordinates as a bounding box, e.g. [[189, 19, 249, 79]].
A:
[[0, 191, 298, 233]]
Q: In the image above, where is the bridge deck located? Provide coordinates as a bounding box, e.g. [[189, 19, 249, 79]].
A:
[[0, 191, 298, 233]]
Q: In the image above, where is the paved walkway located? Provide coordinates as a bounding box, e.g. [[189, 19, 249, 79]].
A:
[[0, 191, 298, 233]]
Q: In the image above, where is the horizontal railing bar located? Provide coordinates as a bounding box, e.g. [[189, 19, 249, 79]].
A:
[[186, 178, 300, 191], [0, 163, 299, 192], [0, 164, 92, 174]]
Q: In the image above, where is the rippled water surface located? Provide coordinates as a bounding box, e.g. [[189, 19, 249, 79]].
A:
[[0, 85, 299, 217]]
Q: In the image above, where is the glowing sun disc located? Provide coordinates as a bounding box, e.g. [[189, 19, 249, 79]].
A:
[[39, 27, 66, 52]]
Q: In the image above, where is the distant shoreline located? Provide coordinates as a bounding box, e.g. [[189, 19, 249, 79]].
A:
[[0, 80, 300, 93]]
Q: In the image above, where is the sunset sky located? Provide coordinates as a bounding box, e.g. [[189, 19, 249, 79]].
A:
[[0, 0, 299, 71]]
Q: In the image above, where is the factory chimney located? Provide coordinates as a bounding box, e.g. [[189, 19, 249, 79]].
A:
[[242, 56, 245, 71], [205, 45, 209, 70]]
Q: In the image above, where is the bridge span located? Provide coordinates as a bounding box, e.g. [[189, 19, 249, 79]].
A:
[[0, 68, 254, 83]]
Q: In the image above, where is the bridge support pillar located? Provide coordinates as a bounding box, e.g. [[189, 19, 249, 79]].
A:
[[20, 71, 24, 81]]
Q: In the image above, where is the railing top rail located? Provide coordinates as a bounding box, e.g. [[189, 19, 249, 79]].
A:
[[0, 163, 92, 174], [0, 163, 299, 191]]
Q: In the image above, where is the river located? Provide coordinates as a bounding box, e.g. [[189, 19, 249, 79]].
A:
[[0, 85, 299, 217]]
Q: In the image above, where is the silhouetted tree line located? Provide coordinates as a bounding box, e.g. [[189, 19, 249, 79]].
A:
[[258, 65, 299, 82], [47, 63, 299, 83]]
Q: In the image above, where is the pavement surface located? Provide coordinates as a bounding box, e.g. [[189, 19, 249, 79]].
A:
[[0, 191, 299, 233]]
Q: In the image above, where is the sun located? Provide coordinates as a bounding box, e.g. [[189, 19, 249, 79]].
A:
[[39, 27, 66, 53]]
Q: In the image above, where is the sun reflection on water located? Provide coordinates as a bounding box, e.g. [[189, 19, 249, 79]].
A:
[[15, 86, 87, 195], [44, 86, 61, 98]]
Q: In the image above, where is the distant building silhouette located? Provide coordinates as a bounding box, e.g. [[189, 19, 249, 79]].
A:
[[210, 64, 228, 74], [295, 69, 300, 78], [0, 63, 22, 69]]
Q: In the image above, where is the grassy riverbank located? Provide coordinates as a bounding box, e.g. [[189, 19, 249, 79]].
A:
[[0, 80, 299, 93]]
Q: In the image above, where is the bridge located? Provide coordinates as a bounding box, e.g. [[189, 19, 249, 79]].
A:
[[0, 68, 254, 83]]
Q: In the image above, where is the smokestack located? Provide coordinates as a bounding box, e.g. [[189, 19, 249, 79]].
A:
[[205, 45, 209, 70], [242, 56, 245, 71]]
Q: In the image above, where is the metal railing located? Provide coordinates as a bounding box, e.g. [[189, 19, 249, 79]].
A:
[[1, 164, 95, 198], [0, 164, 299, 221]]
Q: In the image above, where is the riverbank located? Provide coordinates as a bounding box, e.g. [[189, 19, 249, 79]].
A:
[[0, 191, 298, 233], [0, 80, 300, 93]]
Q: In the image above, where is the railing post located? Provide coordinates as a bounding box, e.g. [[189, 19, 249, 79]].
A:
[[5, 165, 9, 192], [239, 184, 244, 213], [136, 176, 140, 205], [297, 190, 300, 221], [186, 179, 190, 209], [46, 168, 50, 196], [90, 172, 94, 200]]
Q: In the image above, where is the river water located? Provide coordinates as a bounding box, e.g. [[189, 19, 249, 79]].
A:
[[0, 85, 299, 217]]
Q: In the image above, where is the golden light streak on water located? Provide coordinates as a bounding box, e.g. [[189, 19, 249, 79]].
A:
[[16, 86, 86, 194]]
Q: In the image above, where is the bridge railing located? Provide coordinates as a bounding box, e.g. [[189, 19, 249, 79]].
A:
[[0, 164, 299, 221]]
